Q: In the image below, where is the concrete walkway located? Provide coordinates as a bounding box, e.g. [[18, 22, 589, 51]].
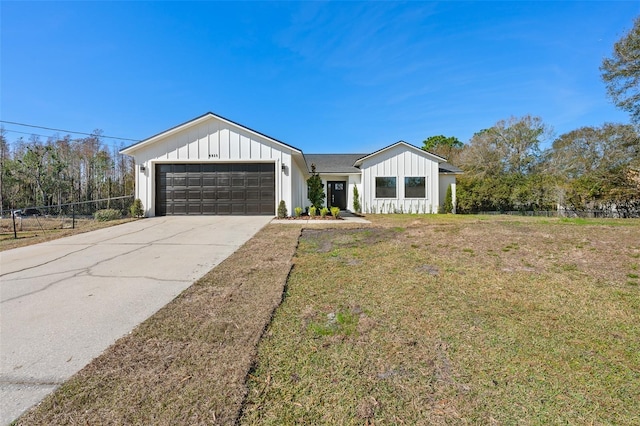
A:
[[0, 216, 271, 425]]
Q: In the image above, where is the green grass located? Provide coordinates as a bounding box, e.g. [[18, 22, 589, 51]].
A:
[[241, 215, 640, 425]]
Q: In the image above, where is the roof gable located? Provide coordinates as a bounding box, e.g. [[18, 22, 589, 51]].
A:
[[353, 141, 446, 166], [120, 112, 302, 155]]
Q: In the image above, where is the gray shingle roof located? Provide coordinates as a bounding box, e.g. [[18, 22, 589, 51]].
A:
[[304, 154, 367, 174], [305, 153, 463, 174], [439, 162, 463, 173]]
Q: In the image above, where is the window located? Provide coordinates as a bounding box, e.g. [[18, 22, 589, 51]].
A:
[[405, 177, 426, 198], [375, 177, 396, 198]]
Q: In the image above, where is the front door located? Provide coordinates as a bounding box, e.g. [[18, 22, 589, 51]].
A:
[[327, 181, 347, 210]]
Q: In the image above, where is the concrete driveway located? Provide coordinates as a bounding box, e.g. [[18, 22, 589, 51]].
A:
[[0, 216, 272, 425]]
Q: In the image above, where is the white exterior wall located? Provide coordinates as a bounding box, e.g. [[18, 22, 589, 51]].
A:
[[360, 145, 440, 214], [439, 174, 457, 212], [125, 116, 298, 217], [347, 174, 362, 212], [290, 160, 308, 212]]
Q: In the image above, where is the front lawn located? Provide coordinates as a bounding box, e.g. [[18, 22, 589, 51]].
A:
[[241, 215, 640, 424]]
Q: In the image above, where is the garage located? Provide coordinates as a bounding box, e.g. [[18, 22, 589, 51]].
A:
[[121, 113, 307, 217], [155, 163, 275, 215]]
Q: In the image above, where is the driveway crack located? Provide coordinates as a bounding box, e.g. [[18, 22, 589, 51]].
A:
[[2, 243, 152, 304]]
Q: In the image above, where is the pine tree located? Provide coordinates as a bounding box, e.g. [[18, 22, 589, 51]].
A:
[[307, 163, 325, 209], [443, 185, 453, 214], [352, 185, 361, 213]]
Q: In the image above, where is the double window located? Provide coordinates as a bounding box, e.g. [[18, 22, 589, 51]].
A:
[[374, 176, 427, 198]]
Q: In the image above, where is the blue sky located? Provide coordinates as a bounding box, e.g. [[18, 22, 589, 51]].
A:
[[1, 1, 638, 154]]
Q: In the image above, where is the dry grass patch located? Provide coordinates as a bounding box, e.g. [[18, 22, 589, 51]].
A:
[[241, 215, 640, 424], [0, 218, 136, 252], [16, 224, 303, 425]]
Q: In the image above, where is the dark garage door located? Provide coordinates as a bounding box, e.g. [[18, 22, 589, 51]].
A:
[[155, 163, 275, 215]]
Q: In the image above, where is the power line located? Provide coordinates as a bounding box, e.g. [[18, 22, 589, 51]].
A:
[[1, 128, 131, 149], [0, 120, 140, 142]]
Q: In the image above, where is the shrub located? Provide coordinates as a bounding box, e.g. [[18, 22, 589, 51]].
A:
[[294, 207, 303, 217], [307, 164, 326, 209], [277, 200, 288, 218], [320, 207, 329, 218], [443, 184, 453, 213], [353, 186, 361, 213], [130, 198, 144, 218], [94, 209, 122, 222], [309, 206, 317, 217], [330, 206, 340, 218]]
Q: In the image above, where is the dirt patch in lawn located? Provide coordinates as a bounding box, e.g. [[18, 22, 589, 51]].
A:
[[15, 224, 303, 425]]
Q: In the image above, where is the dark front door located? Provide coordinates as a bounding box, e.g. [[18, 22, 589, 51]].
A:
[[327, 181, 347, 210]]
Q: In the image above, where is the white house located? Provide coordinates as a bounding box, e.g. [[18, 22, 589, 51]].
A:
[[120, 112, 462, 216]]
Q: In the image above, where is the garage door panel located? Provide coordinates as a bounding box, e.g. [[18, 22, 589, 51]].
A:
[[187, 190, 202, 200], [187, 203, 202, 214], [201, 203, 216, 214], [172, 203, 187, 215], [260, 202, 273, 212], [172, 189, 187, 200], [217, 203, 232, 214], [217, 190, 231, 201], [172, 176, 187, 186], [245, 204, 260, 214], [155, 163, 275, 216], [187, 176, 201, 186], [261, 176, 274, 186], [231, 203, 247, 214], [246, 190, 260, 200]]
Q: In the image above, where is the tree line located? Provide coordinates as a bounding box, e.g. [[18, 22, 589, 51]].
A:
[[425, 117, 639, 217], [0, 129, 134, 215]]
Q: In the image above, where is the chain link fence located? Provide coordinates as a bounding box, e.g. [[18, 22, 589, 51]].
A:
[[1, 196, 135, 238], [473, 209, 636, 218]]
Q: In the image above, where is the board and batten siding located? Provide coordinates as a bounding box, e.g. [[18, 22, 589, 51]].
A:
[[360, 145, 440, 214], [439, 174, 457, 212], [289, 160, 308, 213], [129, 116, 297, 217]]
